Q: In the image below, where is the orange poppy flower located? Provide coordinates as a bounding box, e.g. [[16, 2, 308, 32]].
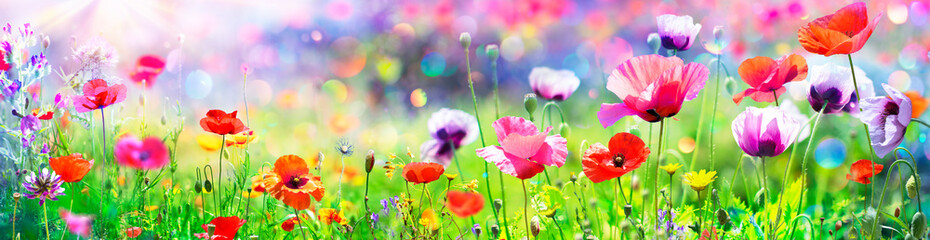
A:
[[125, 227, 142, 238], [318, 208, 348, 225], [225, 128, 258, 147], [446, 190, 485, 218], [733, 54, 808, 104], [49, 153, 94, 182], [281, 216, 301, 232], [401, 162, 445, 184], [847, 159, 883, 184], [904, 91, 928, 118], [797, 2, 882, 56], [263, 155, 325, 210], [582, 132, 650, 183]]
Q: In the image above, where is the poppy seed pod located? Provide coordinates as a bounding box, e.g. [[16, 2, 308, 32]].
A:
[[207, 223, 216, 236], [907, 176, 918, 199], [13, 192, 21, 202], [911, 212, 927, 237], [623, 204, 632, 217], [490, 224, 500, 238], [530, 216, 541, 237], [524, 93, 538, 116], [473, 225, 482, 238], [486, 44, 499, 61], [459, 32, 472, 49], [716, 209, 729, 225], [493, 199, 503, 212], [365, 149, 375, 173]]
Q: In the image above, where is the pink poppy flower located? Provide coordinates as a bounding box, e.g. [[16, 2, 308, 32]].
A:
[[529, 67, 580, 101], [114, 135, 170, 170], [59, 209, 93, 237], [475, 117, 567, 179], [72, 79, 127, 113], [598, 55, 709, 127]]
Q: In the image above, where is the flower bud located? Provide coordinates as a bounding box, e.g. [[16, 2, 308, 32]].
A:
[[724, 76, 739, 96], [713, 26, 724, 41], [711, 189, 719, 204], [530, 216, 541, 237], [490, 224, 500, 238], [912, 212, 927, 236], [524, 93, 538, 116], [623, 204, 632, 217], [459, 32, 472, 49], [365, 149, 375, 173], [493, 199, 503, 212], [647, 33, 661, 53], [907, 176, 918, 199], [486, 44, 500, 61], [895, 207, 901, 217], [754, 188, 765, 206], [207, 224, 216, 236], [204, 180, 213, 193], [194, 182, 203, 193], [835, 221, 842, 231], [160, 115, 168, 125], [317, 152, 325, 169], [716, 209, 729, 225], [559, 123, 571, 139]]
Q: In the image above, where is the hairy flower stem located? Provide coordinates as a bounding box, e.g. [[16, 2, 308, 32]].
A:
[[521, 180, 531, 240], [653, 119, 666, 233], [847, 54, 878, 207], [779, 105, 824, 233], [44, 203, 50, 240], [789, 104, 826, 234], [336, 155, 346, 208]]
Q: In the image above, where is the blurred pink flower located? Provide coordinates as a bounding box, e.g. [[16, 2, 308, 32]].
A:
[[59, 209, 93, 237], [114, 135, 170, 170], [529, 67, 580, 101], [476, 117, 567, 179]]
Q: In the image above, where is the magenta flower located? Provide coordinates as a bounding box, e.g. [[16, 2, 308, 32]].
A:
[[22, 168, 65, 206], [60, 209, 93, 237], [72, 79, 127, 113], [476, 117, 567, 179], [656, 14, 702, 51], [858, 84, 912, 158], [731, 106, 800, 157], [419, 108, 479, 166], [598, 55, 708, 127], [529, 67, 580, 101], [114, 135, 170, 170]]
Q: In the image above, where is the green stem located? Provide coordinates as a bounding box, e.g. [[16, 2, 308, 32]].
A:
[[521, 180, 531, 239], [912, 118, 930, 128], [653, 119, 666, 233], [217, 135, 226, 215], [491, 61, 500, 119], [294, 208, 308, 240], [44, 203, 50, 240], [847, 53, 879, 212], [793, 105, 826, 217], [871, 157, 923, 237], [782, 106, 825, 234]]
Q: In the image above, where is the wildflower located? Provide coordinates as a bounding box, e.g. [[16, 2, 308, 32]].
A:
[[125, 227, 142, 238], [22, 168, 65, 205], [194, 216, 246, 240], [582, 132, 650, 183], [59, 209, 93, 237], [731, 107, 800, 157], [19, 115, 39, 147], [656, 14, 702, 51], [281, 217, 298, 232], [476, 116, 568, 179], [365, 149, 375, 173], [49, 153, 94, 182], [858, 84, 912, 157], [807, 63, 873, 114], [659, 163, 683, 175], [263, 155, 324, 210], [529, 67, 581, 101], [598, 55, 709, 126], [401, 162, 445, 184], [732, 54, 808, 104], [798, 2, 881, 56], [318, 208, 348, 225], [419, 209, 440, 230], [420, 108, 478, 166], [224, 128, 258, 148], [682, 170, 717, 192], [446, 190, 485, 218], [72, 79, 127, 113], [904, 91, 928, 118], [128, 55, 165, 88], [335, 138, 354, 156], [699, 226, 719, 240], [846, 159, 883, 184], [200, 110, 246, 135], [114, 135, 170, 170], [196, 134, 222, 152]]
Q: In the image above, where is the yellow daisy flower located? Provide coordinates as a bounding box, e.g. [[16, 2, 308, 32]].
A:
[[682, 170, 717, 192], [659, 163, 683, 175]]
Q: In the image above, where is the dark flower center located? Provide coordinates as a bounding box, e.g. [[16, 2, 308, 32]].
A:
[[285, 176, 308, 189], [612, 152, 627, 168], [757, 139, 778, 157], [139, 151, 150, 161], [883, 101, 900, 116]]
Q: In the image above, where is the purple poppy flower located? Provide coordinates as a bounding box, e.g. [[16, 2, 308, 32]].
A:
[[22, 168, 66, 206], [656, 14, 702, 51], [807, 63, 875, 115], [529, 67, 580, 101], [732, 106, 801, 157], [419, 108, 478, 166], [858, 84, 912, 158]]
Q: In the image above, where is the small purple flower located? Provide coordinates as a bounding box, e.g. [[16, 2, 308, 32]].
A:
[[471, 224, 481, 238], [807, 63, 873, 115], [22, 168, 66, 206], [529, 67, 580, 101], [20, 114, 40, 135], [419, 108, 478, 166], [858, 84, 912, 158], [370, 213, 379, 223], [656, 14, 702, 51], [732, 106, 800, 157]]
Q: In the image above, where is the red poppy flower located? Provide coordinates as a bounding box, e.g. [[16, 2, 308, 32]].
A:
[[32, 109, 53, 120], [0, 50, 10, 71], [582, 132, 650, 183], [402, 162, 445, 184], [129, 55, 165, 88], [194, 216, 246, 240], [49, 153, 94, 182], [125, 227, 142, 238], [798, 2, 882, 56], [72, 79, 127, 113], [263, 155, 325, 210], [200, 110, 246, 135], [281, 216, 299, 232], [733, 54, 808, 104], [846, 159, 883, 184], [446, 190, 485, 218]]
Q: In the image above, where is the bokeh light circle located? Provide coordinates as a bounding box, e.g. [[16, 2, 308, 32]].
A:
[[500, 36, 525, 62], [562, 53, 590, 79], [328, 37, 367, 78], [410, 88, 427, 107], [888, 2, 909, 24], [814, 138, 846, 169], [246, 79, 273, 107], [376, 56, 403, 84], [322, 80, 348, 103], [678, 137, 696, 154], [420, 52, 446, 77], [888, 70, 911, 91], [899, 44, 923, 70], [185, 70, 213, 99]]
